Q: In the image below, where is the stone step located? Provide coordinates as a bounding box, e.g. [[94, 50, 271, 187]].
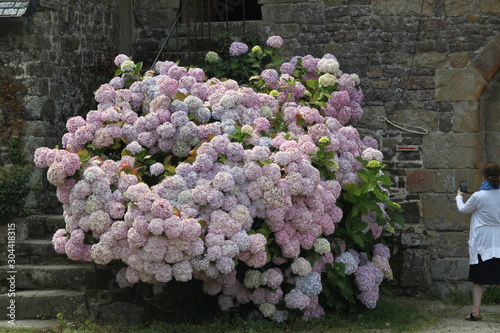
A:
[[0, 264, 96, 291], [1, 239, 77, 265], [0, 289, 85, 320], [0, 319, 59, 330], [13, 215, 65, 241]]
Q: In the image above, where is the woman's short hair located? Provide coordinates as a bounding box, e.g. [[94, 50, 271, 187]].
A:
[[481, 161, 500, 189]]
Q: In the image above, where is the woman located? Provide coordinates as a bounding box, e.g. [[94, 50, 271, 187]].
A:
[[456, 161, 500, 321]]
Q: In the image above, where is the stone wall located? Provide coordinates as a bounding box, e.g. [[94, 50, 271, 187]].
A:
[[0, 0, 132, 212], [251, 0, 500, 297]]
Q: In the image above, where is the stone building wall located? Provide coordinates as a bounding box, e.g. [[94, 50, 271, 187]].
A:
[[249, 0, 499, 297], [0, 0, 132, 212]]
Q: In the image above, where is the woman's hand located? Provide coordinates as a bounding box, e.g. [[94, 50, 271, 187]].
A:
[[457, 189, 464, 196]]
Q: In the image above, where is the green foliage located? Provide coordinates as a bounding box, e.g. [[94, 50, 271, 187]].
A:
[[197, 32, 282, 85], [320, 159, 404, 312], [0, 138, 33, 225], [482, 285, 500, 305]]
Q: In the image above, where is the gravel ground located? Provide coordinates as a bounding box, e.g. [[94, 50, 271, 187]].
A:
[[417, 303, 500, 333]]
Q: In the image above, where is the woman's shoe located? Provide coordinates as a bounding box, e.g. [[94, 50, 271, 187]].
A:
[[465, 312, 482, 321]]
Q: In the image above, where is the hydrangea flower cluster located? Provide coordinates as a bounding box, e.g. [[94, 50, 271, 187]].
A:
[[35, 37, 400, 320]]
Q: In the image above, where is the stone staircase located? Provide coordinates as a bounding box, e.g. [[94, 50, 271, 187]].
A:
[[0, 215, 98, 326]]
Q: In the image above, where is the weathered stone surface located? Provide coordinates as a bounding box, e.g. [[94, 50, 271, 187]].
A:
[[400, 229, 429, 247], [449, 52, 470, 68], [399, 248, 431, 287], [98, 302, 145, 326], [406, 169, 433, 193], [435, 69, 488, 102], [0, 290, 85, 319], [480, 0, 500, 15], [432, 169, 456, 193], [443, 0, 475, 16], [0, 319, 59, 330], [414, 52, 448, 68], [470, 37, 500, 82], [261, 3, 295, 23], [422, 193, 469, 231], [295, 3, 324, 24], [372, 0, 433, 16], [400, 201, 421, 224], [422, 133, 479, 169], [0, 264, 95, 290], [431, 258, 469, 281], [431, 281, 472, 300], [435, 232, 469, 258], [451, 101, 479, 133]]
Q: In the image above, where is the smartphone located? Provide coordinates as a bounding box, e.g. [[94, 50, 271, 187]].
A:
[[460, 181, 467, 193]]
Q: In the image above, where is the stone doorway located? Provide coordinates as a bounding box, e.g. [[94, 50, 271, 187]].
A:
[[480, 69, 500, 164]]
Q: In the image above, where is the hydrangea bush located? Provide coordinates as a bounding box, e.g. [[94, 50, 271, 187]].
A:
[[34, 36, 403, 321]]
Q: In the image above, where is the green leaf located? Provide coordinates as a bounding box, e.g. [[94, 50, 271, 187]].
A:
[[134, 62, 143, 74], [306, 79, 319, 90], [350, 233, 365, 247]]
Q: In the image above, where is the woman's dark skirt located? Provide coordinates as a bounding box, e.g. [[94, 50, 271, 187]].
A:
[[468, 255, 500, 285]]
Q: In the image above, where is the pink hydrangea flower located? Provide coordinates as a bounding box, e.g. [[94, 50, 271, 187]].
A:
[[229, 42, 248, 57]]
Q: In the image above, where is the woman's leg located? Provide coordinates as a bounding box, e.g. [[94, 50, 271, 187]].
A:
[[472, 283, 484, 316]]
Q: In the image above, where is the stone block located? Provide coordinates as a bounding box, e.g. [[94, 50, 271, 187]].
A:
[[422, 133, 479, 169], [261, 4, 295, 23], [443, 0, 474, 16], [480, 0, 500, 15], [430, 281, 472, 301], [422, 193, 469, 231], [401, 230, 429, 247], [483, 132, 500, 163], [451, 101, 479, 133], [259, 0, 319, 3], [469, 37, 500, 82], [0, 290, 85, 320], [399, 248, 431, 287], [400, 201, 421, 224], [270, 24, 300, 39], [372, 0, 433, 16], [414, 52, 449, 68], [435, 69, 488, 102], [295, 3, 324, 24], [324, 0, 371, 5], [432, 169, 455, 193], [407, 169, 433, 193], [98, 302, 145, 326], [450, 52, 470, 68], [431, 258, 469, 281], [0, 264, 95, 290], [434, 231, 469, 258]]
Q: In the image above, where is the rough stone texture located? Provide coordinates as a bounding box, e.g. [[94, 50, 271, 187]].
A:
[[0, 264, 95, 290], [399, 248, 431, 287], [0, 290, 85, 320], [98, 302, 145, 326], [406, 169, 434, 193], [435, 69, 488, 102], [431, 258, 469, 281], [422, 133, 480, 169], [451, 101, 480, 133], [422, 194, 469, 231], [434, 232, 469, 258]]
